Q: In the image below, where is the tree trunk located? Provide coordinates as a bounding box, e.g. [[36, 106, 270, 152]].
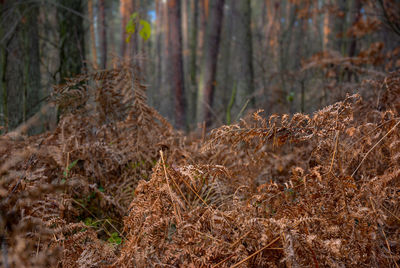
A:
[[0, 1, 41, 132], [153, 0, 163, 109], [322, 0, 331, 52], [98, 0, 107, 69], [88, 0, 98, 69], [132, 0, 139, 60], [24, 3, 41, 133], [38, 2, 58, 131], [221, 1, 234, 124], [168, 0, 186, 129], [333, 0, 347, 55], [347, 0, 362, 81], [120, 0, 133, 58], [202, 0, 224, 126], [198, 0, 208, 72], [57, 0, 85, 81], [234, 0, 255, 108], [189, 0, 199, 125], [0, 4, 8, 131]]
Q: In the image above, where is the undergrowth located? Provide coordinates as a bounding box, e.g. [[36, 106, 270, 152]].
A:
[[0, 62, 399, 267]]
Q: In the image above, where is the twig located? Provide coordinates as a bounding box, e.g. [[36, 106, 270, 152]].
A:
[[190, 227, 229, 246], [381, 205, 400, 224], [381, 228, 399, 268], [177, 172, 210, 209], [328, 130, 340, 174], [235, 99, 250, 122], [166, 169, 191, 209], [230, 231, 251, 248], [351, 119, 400, 177], [213, 253, 236, 268], [369, 198, 399, 268], [160, 150, 181, 224], [230, 236, 281, 268]]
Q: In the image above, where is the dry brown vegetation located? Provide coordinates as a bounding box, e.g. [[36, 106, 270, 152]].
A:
[[1, 63, 399, 267]]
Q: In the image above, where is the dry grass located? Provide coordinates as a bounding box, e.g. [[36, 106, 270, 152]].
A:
[[0, 63, 399, 267]]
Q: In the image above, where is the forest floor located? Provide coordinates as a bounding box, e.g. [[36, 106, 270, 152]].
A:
[[1, 66, 400, 267]]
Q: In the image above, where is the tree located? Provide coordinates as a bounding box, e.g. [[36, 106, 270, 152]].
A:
[[120, 0, 133, 58], [167, 0, 186, 129], [234, 0, 255, 108], [98, 0, 107, 69], [347, 0, 362, 81], [189, 0, 199, 125], [377, 0, 400, 37], [201, 0, 224, 126], [88, 0, 98, 69], [0, 1, 41, 132], [57, 0, 85, 81]]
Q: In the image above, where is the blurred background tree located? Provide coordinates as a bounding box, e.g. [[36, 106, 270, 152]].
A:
[[0, 0, 399, 133]]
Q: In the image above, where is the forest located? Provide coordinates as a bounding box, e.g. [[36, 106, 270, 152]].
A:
[[0, 0, 399, 267]]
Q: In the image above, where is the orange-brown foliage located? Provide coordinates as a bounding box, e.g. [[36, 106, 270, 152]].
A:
[[1, 64, 399, 267]]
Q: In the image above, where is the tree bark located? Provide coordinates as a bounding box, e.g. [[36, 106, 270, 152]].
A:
[[234, 0, 255, 108], [57, 0, 85, 81], [0, 5, 8, 131], [0, 1, 41, 132], [189, 0, 199, 125], [322, 0, 331, 52], [202, 0, 224, 126], [98, 0, 107, 69], [346, 0, 362, 82], [168, 0, 186, 129], [120, 0, 133, 58], [88, 0, 98, 69], [24, 3, 41, 133]]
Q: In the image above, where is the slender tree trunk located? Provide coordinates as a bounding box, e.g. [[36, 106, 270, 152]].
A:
[[334, 0, 347, 55], [160, 0, 172, 118], [221, 1, 234, 124], [98, 0, 107, 69], [202, 0, 225, 126], [58, 0, 85, 81], [88, 0, 98, 69], [0, 2, 41, 131], [0, 8, 8, 131], [181, 0, 188, 58], [24, 3, 41, 133], [234, 0, 255, 108], [322, 0, 331, 52], [38, 2, 58, 131], [6, 27, 23, 129], [265, 0, 278, 48], [131, 0, 139, 59], [168, 0, 186, 129], [198, 0, 208, 70], [347, 0, 362, 81], [153, 0, 162, 109], [120, 0, 133, 58], [189, 0, 199, 125]]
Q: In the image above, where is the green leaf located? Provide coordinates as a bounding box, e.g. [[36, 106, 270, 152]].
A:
[[108, 232, 122, 245], [130, 12, 138, 21], [64, 159, 79, 178], [286, 92, 295, 102], [84, 217, 100, 228], [125, 12, 151, 43], [125, 12, 138, 43], [68, 159, 79, 171], [84, 217, 93, 226], [139, 19, 151, 41]]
